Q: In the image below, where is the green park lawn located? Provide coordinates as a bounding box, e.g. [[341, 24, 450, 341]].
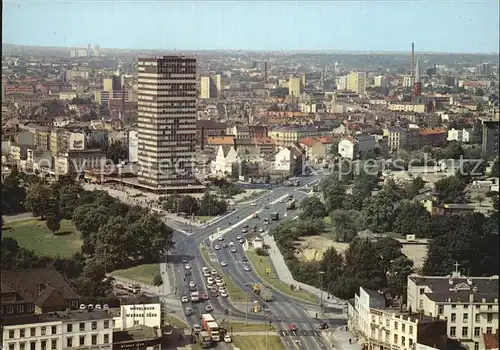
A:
[[3, 218, 82, 258], [112, 264, 161, 285], [245, 251, 318, 303], [232, 335, 284, 350]]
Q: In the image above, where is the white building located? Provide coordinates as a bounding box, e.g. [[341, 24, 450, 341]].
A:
[[2, 310, 113, 350], [374, 76, 389, 88], [338, 135, 376, 160], [112, 297, 162, 330], [407, 270, 499, 350], [348, 287, 448, 350], [127, 130, 138, 163], [211, 145, 240, 175], [447, 128, 471, 144], [274, 147, 295, 173]]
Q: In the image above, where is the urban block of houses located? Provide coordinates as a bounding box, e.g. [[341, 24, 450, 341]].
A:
[[338, 134, 376, 160], [299, 136, 334, 162]]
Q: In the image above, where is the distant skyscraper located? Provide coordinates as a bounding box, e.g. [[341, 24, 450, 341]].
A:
[[346, 72, 367, 94], [137, 56, 197, 188], [199, 74, 222, 99], [288, 77, 301, 97]]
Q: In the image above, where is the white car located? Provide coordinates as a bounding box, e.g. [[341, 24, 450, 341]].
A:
[[95, 304, 102, 309], [207, 277, 214, 284], [214, 245, 220, 250], [220, 290, 228, 298], [211, 270, 218, 276], [215, 276, 222, 283], [79, 304, 86, 310], [207, 280, 214, 287], [218, 236, 224, 241], [205, 304, 214, 312], [229, 241, 235, 246], [250, 203, 257, 206], [181, 296, 189, 303], [230, 248, 237, 253], [259, 228, 264, 232], [220, 260, 228, 267], [189, 281, 196, 288], [216, 280, 225, 287], [185, 264, 191, 270], [202, 266, 209, 273], [203, 270, 211, 277], [224, 335, 232, 343], [243, 265, 251, 272], [236, 235, 242, 240]]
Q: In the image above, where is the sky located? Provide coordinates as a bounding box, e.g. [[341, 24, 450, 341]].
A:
[[3, 0, 499, 53]]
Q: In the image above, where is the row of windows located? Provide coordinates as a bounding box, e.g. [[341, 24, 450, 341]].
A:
[[7, 334, 110, 350], [8, 321, 110, 339], [1, 304, 34, 314], [449, 312, 494, 323], [450, 326, 498, 338]]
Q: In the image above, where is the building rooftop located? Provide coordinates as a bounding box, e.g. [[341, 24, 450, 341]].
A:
[[119, 295, 160, 306], [1, 310, 112, 327], [113, 325, 160, 342]]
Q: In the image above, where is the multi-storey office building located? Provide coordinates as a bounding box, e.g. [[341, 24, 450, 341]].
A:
[[137, 56, 198, 188]]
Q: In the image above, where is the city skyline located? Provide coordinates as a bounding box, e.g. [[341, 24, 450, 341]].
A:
[[3, 0, 499, 53]]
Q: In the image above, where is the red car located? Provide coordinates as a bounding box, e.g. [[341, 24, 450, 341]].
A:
[[289, 323, 297, 331], [201, 292, 209, 300]]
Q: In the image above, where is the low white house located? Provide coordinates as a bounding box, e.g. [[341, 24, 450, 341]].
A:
[[447, 128, 471, 143], [211, 145, 240, 175], [338, 135, 376, 160], [112, 296, 162, 330]]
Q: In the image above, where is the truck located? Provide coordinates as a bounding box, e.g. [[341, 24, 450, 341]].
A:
[[270, 212, 279, 221], [260, 286, 274, 302], [201, 314, 220, 342], [197, 330, 213, 348], [190, 291, 200, 303], [286, 199, 297, 210]]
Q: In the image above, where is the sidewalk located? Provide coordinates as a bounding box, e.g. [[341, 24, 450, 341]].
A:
[[263, 235, 347, 309], [324, 326, 362, 350]]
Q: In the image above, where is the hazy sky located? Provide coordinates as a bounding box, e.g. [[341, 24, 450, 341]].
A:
[[3, 0, 499, 53]]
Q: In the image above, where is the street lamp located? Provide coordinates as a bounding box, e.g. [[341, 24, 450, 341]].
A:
[[319, 271, 325, 316]]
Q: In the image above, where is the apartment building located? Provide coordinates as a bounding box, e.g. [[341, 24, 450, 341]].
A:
[[338, 135, 376, 160], [1, 310, 113, 350], [388, 103, 426, 113], [137, 56, 197, 188], [447, 128, 472, 144], [268, 126, 330, 146], [54, 149, 106, 176], [112, 296, 162, 330], [288, 76, 302, 98], [407, 271, 499, 350], [481, 119, 499, 160], [348, 287, 448, 350], [374, 76, 389, 88], [419, 128, 447, 148], [346, 72, 367, 94], [199, 74, 222, 99]]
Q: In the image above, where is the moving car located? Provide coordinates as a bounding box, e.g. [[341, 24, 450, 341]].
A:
[[241, 229, 248, 233], [318, 323, 329, 330], [243, 265, 251, 272], [185, 264, 191, 270], [230, 248, 237, 253], [229, 241, 235, 246], [189, 281, 196, 289], [220, 260, 228, 267], [185, 307, 193, 316], [250, 203, 257, 206], [205, 304, 214, 312], [259, 228, 264, 232], [289, 323, 297, 331], [201, 292, 209, 300], [224, 335, 232, 343], [218, 236, 224, 241], [239, 239, 245, 244], [193, 324, 202, 334], [242, 224, 249, 228], [242, 257, 248, 263], [214, 245, 220, 250], [236, 235, 242, 240], [220, 290, 228, 297], [181, 295, 189, 303], [222, 242, 228, 248], [182, 259, 188, 263]]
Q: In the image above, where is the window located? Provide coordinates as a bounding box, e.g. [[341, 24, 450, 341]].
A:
[[113, 320, 116, 328], [419, 300, 423, 309], [67, 324, 72, 332], [9, 344, 14, 350], [487, 314, 493, 323], [372, 315, 376, 323], [9, 330, 14, 339], [27, 304, 34, 312], [20, 328, 25, 338], [30, 342, 36, 350], [20, 343, 26, 350], [474, 342, 479, 350], [401, 324, 406, 332], [91, 321, 97, 330], [134, 320, 139, 325], [474, 327, 480, 337], [409, 339, 413, 346], [475, 314, 480, 323], [486, 327, 492, 334], [30, 328, 35, 336], [463, 304, 468, 309], [488, 305, 493, 310], [91, 335, 97, 345], [385, 319, 389, 327], [41, 340, 47, 350], [67, 337, 73, 348], [7, 306, 14, 313], [401, 336, 406, 346], [463, 313, 468, 322], [451, 304, 456, 309], [450, 327, 456, 337], [79, 322, 85, 331], [51, 340, 57, 349], [41, 326, 46, 335], [476, 304, 480, 309], [104, 334, 109, 344], [451, 313, 456, 322], [51, 326, 56, 335], [393, 334, 398, 343], [409, 325, 413, 335], [462, 327, 468, 337], [79, 335, 85, 346], [394, 322, 398, 330], [17, 304, 25, 313], [438, 305, 444, 314], [104, 320, 109, 329]]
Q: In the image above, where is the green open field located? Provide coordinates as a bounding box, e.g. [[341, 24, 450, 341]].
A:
[[233, 335, 285, 350], [245, 251, 318, 303], [113, 264, 161, 285], [200, 245, 248, 302], [166, 314, 189, 329], [3, 219, 82, 258]]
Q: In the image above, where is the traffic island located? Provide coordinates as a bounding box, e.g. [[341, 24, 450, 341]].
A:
[[232, 335, 285, 350], [245, 251, 318, 303], [199, 245, 248, 302]]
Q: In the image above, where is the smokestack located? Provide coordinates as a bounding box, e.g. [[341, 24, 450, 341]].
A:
[[411, 42, 415, 77], [264, 61, 268, 84]]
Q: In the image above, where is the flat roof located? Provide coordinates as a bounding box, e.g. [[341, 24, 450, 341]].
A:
[[1, 310, 112, 327]]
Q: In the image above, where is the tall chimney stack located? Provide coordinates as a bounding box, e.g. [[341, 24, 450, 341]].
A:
[[411, 42, 415, 77]]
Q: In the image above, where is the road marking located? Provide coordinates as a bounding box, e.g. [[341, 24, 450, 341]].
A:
[[210, 211, 263, 241]]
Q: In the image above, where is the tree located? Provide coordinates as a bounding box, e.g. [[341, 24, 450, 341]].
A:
[[434, 176, 466, 203], [24, 182, 58, 219], [94, 216, 129, 270], [387, 256, 415, 299], [153, 274, 163, 286], [393, 200, 431, 237], [456, 160, 487, 184], [443, 141, 465, 160], [319, 247, 343, 289], [491, 158, 499, 177], [361, 191, 396, 233], [1, 170, 26, 215], [178, 195, 199, 215], [46, 215, 61, 234], [300, 196, 327, 220], [330, 209, 365, 242], [323, 182, 346, 211]]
